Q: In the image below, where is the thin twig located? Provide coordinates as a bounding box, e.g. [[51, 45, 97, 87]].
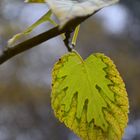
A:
[[0, 26, 65, 65], [0, 14, 91, 65]]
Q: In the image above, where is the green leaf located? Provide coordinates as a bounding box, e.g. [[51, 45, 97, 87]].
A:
[[8, 10, 56, 46], [52, 51, 129, 140]]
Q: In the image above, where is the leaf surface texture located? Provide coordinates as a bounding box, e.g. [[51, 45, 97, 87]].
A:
[[52, 51, 129, 140]]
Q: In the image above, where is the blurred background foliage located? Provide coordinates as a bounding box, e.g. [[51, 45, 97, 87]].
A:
[[0, 0, 140, 140]]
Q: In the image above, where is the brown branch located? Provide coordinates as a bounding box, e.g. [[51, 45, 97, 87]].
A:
[[0, 15, 91, 65], [0, 26, 66, 65]]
